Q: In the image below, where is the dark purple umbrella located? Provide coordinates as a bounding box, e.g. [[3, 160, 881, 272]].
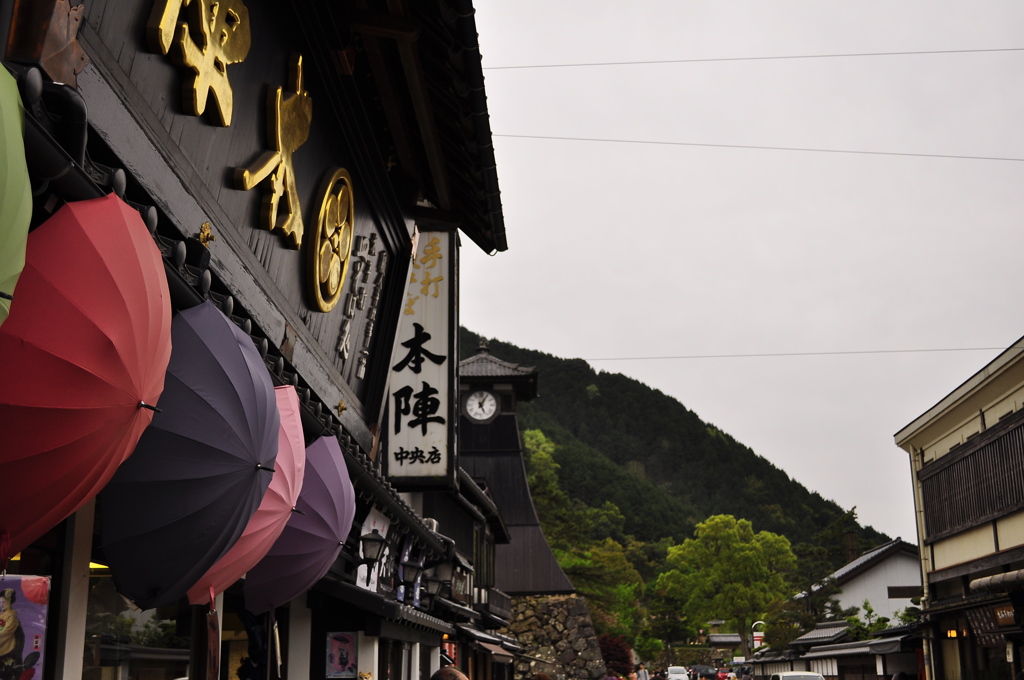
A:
[[243, 435, 356, 613], [100, 300, 280, 610]]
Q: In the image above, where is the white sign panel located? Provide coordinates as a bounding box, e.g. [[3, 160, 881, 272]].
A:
[[386, 231, 453, 482]]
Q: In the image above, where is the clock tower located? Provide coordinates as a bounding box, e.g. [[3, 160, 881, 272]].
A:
[[458, 341, 573, 595]]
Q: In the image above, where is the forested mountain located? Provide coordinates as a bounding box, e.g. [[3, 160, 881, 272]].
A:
[[459, 328, 887, 549]]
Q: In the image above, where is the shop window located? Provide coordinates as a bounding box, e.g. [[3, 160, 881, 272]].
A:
[[419, 644, 433, 680], [220, 590, 283, 680], [379, 639, 409, 680], [81, 561, 191, 680], [81, 573, 284, 680]]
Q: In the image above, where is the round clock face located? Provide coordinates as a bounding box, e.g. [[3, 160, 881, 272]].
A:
[[464, 390, 498, 422]]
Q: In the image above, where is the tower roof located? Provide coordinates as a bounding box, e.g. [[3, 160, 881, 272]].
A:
[[459, 341, 538, 400]]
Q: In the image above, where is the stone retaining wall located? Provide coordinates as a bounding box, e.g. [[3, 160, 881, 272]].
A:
[[501, 594, 606, 680]]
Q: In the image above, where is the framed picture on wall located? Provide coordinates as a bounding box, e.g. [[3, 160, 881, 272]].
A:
[[326, 633, 357, 678]]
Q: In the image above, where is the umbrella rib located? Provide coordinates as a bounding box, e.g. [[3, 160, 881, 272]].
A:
[[176, 314, 277, 460]]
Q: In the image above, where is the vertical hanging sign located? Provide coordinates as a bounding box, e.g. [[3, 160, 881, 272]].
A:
[[386, 230, 457, 487]]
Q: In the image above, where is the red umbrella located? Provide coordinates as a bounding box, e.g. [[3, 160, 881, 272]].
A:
[[20, 577, 49, 606], [0, 193, 171, 557], [186, 385, 306, 605]]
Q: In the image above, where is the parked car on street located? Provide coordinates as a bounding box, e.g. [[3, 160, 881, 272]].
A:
[[688, 666, 717, 680], [667, 667, 689, 680], [769, 673, 825, 680]]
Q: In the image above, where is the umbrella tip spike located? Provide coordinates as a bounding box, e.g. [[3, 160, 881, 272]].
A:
[[138, 401, 162, 413], [256, 464, 277, 474]]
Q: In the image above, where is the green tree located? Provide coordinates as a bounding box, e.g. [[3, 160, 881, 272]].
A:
[[654, 515, 797, 658], [645, 577, 696, 645], [771, 512, 869, 644], [524, 429, 644, 636], [634, 634, 664, 664], [524, 429, 588, 546], [625, 536, 673, 583], [557, 537, 644, 635], [895, 597, 922, 625], [812, 509, 871, 573], [845, 600, 891, 641], [762, 598, 805, 648]]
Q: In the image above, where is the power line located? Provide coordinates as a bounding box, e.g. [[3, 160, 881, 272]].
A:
[[483, 47, 1024, 71], [492, 133, 1024, 163], [584, 347, 1014, 362]]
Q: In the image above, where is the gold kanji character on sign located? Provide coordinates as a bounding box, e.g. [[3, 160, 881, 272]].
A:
[[419, 271, 443, 298], [414, 236, 444, 270], [233, 54, 313, 248], [147, 0, 251, 126]]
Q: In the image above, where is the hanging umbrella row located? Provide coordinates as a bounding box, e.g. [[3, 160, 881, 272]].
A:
[[100, 300, 282, 610], [102, 303, 359, 611], [0, 187, 357, 611], [187, 384, 306, 606]]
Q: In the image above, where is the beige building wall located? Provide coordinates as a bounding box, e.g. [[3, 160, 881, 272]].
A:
[[895, 338, 1024, 680], [996, 509, 1024, 551], [930, 525, 995, 570], [905, 361, 1024, 468]]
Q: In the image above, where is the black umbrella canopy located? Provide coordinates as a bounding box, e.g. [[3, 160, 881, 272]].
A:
[[100, 300, 280, 610]]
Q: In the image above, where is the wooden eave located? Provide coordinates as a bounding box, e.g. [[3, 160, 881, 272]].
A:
[[359, 35, 422, 192], [348, 0, 505, 253], [353, 13, 452, 207]]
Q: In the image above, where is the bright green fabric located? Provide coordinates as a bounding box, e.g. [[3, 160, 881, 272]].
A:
[[0, 66, 32, 327]]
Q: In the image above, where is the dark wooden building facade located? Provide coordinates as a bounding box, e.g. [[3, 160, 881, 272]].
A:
[[458, 344, 574, 597], [0, 1, 511, 679]]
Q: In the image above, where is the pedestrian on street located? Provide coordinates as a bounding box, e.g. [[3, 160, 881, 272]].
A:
[[638, 664, 650, 680], [432, 668, 469, 680]]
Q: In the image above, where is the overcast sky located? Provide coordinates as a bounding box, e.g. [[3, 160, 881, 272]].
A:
[[459, 2, 1024, 544]]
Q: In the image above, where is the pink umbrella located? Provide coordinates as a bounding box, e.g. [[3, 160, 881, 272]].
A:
[[243, 435, 357, 613], [186, 385, 306, 605]]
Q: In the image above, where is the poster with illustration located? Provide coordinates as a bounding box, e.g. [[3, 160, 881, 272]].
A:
[[0, 575, 50, 680], [326, 633, 356, 678]]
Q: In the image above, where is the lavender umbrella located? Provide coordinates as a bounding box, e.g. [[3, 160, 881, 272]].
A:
[[243, 435, 356, 613], [100, 300, 280, 610]]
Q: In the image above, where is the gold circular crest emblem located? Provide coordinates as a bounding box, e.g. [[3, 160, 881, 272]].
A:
[[308, 168, 354, 312]]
